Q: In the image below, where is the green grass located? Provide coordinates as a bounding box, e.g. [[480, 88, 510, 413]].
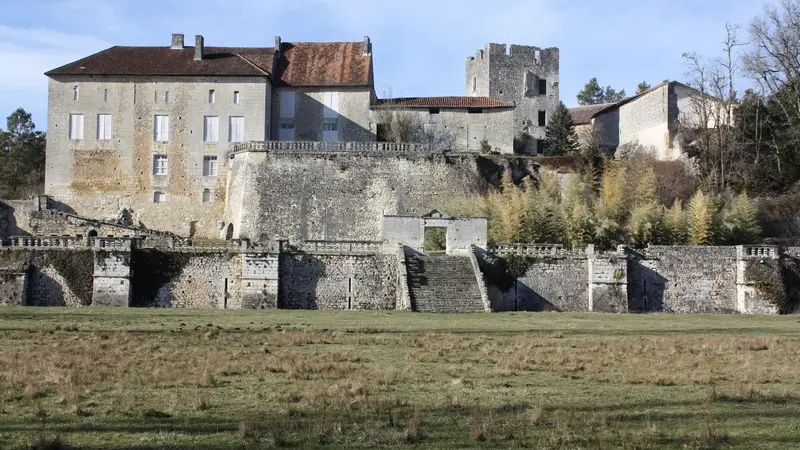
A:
[[0, 308, 799, 449]]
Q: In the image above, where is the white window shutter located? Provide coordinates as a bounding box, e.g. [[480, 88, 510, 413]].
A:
[[280, 91, 296, 118]]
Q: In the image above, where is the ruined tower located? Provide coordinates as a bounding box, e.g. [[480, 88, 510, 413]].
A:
[[466, 44, 560, 154]]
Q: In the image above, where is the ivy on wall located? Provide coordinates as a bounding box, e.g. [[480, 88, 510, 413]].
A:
[[745, 257, 800, 313]]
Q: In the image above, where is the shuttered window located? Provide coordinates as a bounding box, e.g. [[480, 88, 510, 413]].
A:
[[229, 116, 244, 143], [323, 92, 339, 118], [279, 91, 296, 118], [154, 115, 169, 141], [203, 116, 219, 142], [97, 114, 112, 140], [69, 114, 84, 140]]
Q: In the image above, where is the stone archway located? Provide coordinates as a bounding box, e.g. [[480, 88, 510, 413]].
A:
[[382, 210, 487, 255], [225, 223, 234, 241]]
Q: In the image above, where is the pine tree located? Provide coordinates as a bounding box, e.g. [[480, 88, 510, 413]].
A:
[[603, 86, 626, 102], [576, 78, 605, 105], [636, 82, 652, 94], [543, 102, 579, 155]]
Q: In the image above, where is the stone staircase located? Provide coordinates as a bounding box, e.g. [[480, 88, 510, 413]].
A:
[[405, 253, 485, 313]]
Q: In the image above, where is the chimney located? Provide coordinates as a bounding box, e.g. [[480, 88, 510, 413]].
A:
[[363, 36, 371, 56], [274, 35, 282, 55], [171, 33, 184, 49], [194, 35, 204, 61]]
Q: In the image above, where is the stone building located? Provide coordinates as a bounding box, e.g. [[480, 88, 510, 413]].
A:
[[43, 33, 559, 238], [466, 43, 560, 154], [568, 81, 725, 160]]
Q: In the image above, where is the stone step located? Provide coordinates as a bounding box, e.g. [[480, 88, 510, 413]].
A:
[[404, 254, 484, 313]]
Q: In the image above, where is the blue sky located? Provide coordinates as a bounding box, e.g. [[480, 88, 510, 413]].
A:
[[0, 0, 779, 131]]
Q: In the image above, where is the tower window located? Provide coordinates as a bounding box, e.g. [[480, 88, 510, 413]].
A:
[[538, 79, 547, 96], [538, 110, 546, 127]]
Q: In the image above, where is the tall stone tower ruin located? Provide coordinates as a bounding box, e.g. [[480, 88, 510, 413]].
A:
[[466, 44, 560, 154]]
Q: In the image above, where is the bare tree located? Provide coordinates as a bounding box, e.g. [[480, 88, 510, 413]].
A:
[[373, 90, 456, 148]]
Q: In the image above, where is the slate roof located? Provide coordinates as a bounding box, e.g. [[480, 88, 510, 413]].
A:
[[274, 42, 372, 87], [374, 96, 514, 109], [45, 40, 374, 87], [45, 46, 274, 77]]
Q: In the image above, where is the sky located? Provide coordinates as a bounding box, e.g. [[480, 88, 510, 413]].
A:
[[0, 0, 781, 131]]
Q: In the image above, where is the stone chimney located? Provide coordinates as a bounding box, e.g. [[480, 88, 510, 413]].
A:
[[274, 35, 282, 55], [194, 35, 204, 61], [364, 36, 371, 56], [171, 34, 184, 49]]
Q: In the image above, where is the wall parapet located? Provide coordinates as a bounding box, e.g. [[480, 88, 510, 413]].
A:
[[469, 245, 492, 312], [289, 240, 384, 255], [489, 243, 589, 258], [230, 140, 446, 155], [737, 245, 780, 260]]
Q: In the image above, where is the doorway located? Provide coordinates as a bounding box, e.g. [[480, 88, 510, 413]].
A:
[[423, 227, 447, 254], [225, 223, 234, 241]]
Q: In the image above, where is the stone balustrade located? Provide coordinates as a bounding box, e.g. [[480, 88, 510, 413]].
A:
[[294, 240, 384, 254], [738, 245, 780, 260], [230, 140, 443, 155], [1, 235, 87, 249], [489, 243, 587, 257]]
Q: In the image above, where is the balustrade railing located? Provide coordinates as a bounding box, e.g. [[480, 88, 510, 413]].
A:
[[231, 140, 443, 154]]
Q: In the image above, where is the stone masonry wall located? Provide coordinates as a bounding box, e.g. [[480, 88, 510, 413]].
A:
[[155, 253, 242, 308], [493, 257, 589, 312], [228, 152, 495, 242], [0, 273, 27, 306], [280, 253, 396, 310], [627, 246, 738, 313]]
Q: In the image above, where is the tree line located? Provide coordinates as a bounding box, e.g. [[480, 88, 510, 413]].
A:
[[0, 108, 46, 199]]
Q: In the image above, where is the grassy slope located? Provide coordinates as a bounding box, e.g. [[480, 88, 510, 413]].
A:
[[0, 308, 798, 449]]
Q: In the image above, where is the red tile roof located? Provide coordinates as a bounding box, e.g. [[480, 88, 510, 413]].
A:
[[375, 96, 514, 109], [275, 42, 372, 87], [45, 46, 274, 77]]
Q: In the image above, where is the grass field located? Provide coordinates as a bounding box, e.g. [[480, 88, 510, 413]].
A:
[[0, 308, 799, 449]]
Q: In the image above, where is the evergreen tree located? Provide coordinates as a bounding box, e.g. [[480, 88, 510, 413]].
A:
[[0, 108, 46, 198], [664, 200, 688, 244], [576, 78, 605, 105], [543, 102, 579, 155], [636, 82, 652, 94], [603, 86, 626, 102]]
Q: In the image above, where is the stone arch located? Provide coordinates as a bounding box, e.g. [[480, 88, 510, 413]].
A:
[[87, 229, 99, 238], [225, 223, 234, 241]]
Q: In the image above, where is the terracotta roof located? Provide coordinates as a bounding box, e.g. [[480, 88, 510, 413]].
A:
[[45, 46, 274, 77], [374, 96, 515, 109], [568, 103, 616, 125], [274, 42, 372, 87]]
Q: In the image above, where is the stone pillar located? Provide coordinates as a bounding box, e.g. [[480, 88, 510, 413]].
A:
[[92, 248, 132, 307], [588, 247, 628, 313], [736, 245, 780, 315]]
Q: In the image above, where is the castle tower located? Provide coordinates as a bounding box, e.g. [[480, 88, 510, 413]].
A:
[[466, 43, 559, 154]]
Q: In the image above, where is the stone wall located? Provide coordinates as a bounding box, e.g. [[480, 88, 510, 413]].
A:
[[280, 253, 396, 310], [226, 152, 503, 242], [0, 200, 36, 236], [627, 246, 739, 313], [0, 272, 27, 306], [492, 256, 589, 312], [466, 43, 559, 154]]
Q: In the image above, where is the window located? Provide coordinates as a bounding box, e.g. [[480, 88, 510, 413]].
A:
[[164, 91, 170, 103], [153, 155, 168, 176], [323, 92, 339, 118], [429, 108, 440, 114], [538, 110, 546, 127], [279, 122, 295, 141], [97, 114, 112, 140], [203, 156, 218, 176], [153, 191, 166, 203], [203, 116, 219, 142], [233, 91, 240, 104], [536, 139, 546, 155], [472, 77, 477, 93], [467, 107, 482, 114], [202, 189, 212, 203], [279, 91, 296, 118], [229, 116, 244, 142], [73, 85, 79, 101], [524, 72, 536, 96], [69, 114, 84, 140], [322, 119, 338, 142], [104, 89, 108, 102], [154, 91, 158, 102], [209, 89, 215, 104], [154, 115, 169, 141], [538, 79, 547, 96], [423, 123, 440, 135], [534, 50, 541, 64]]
